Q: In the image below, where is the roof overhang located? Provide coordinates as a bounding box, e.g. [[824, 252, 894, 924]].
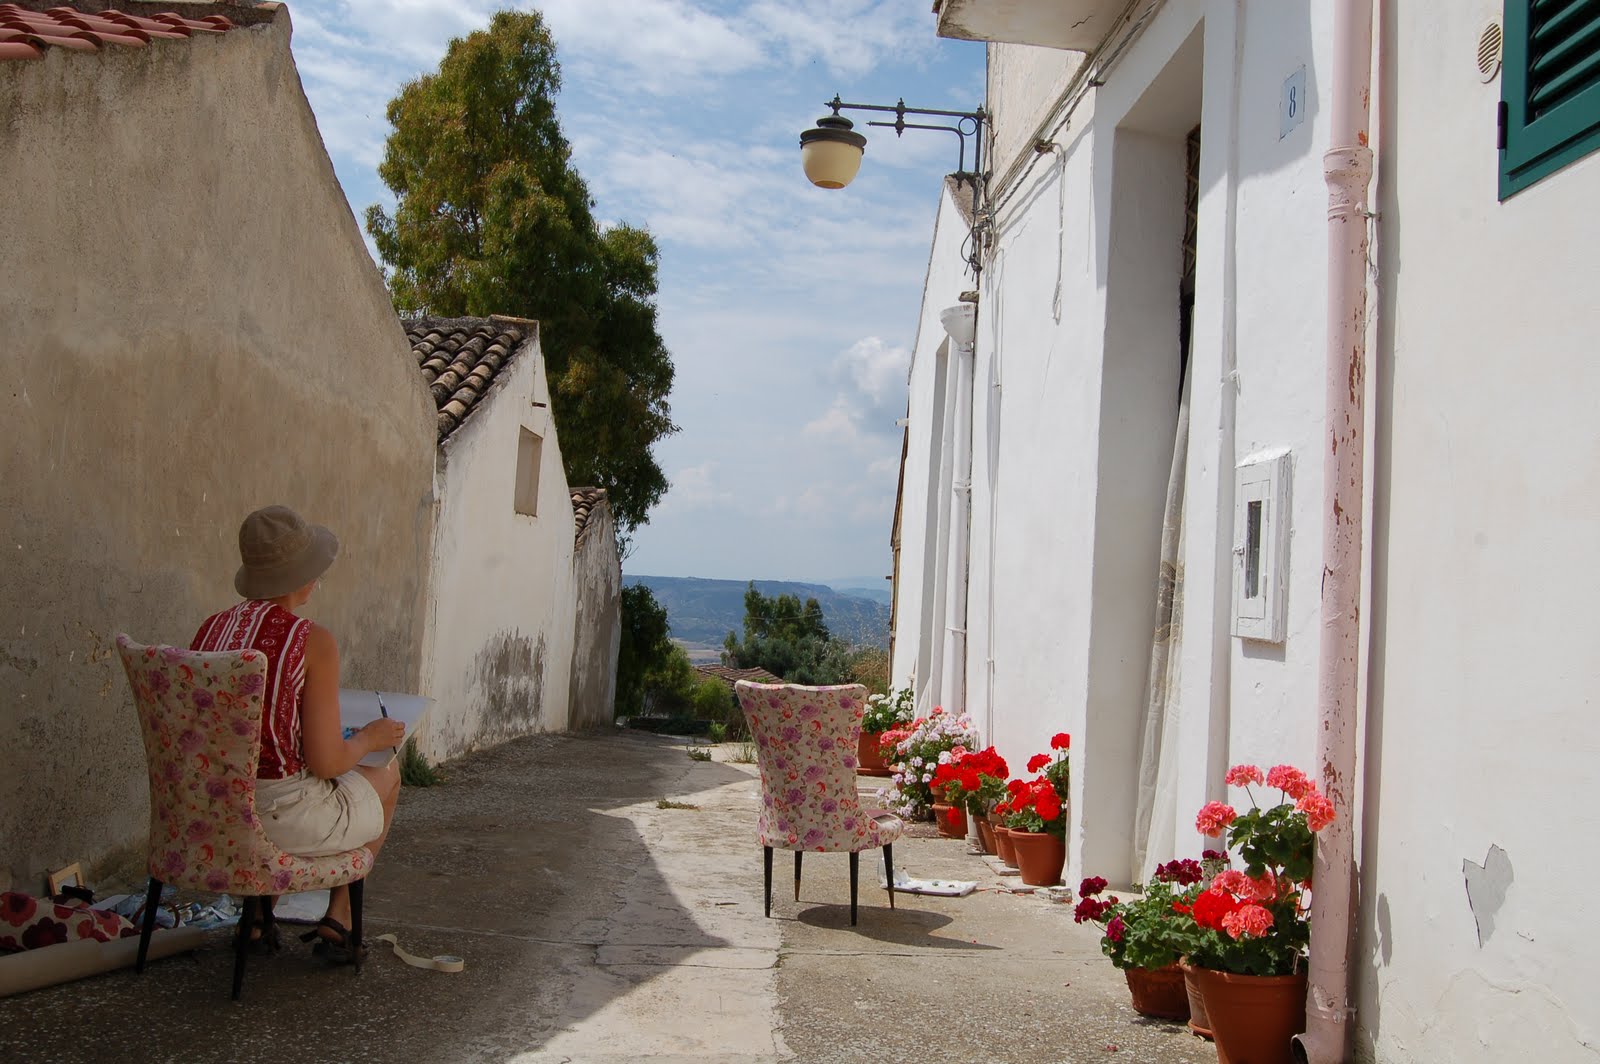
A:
[[934, 0, 1118, 52]]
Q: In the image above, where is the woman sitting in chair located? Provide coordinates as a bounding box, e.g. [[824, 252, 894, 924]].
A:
[[191, 505, 405, 962]]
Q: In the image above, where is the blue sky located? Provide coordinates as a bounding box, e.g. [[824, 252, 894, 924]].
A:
[[287, 1, 984, 586]]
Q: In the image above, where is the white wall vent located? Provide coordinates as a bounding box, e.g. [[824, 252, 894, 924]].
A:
[[1477, 21, 1503, 83], [1232, 450, 1292, 643]]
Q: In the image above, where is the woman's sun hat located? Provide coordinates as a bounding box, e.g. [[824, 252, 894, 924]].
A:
[[234, 505, 339, 600]]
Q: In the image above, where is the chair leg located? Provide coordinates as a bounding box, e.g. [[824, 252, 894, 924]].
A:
[[849, 851, 859, 926], [763, 846, 773, 918], [349, 878, 365, 974], [135, 876, 163, 975], [884, 844, 895, 910], [231, 897, 254, 1001], [794, 851, 803, 902]]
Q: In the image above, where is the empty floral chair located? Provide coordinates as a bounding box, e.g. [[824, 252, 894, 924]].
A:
[[736, 681, 904, 925], [117, 635, 372, 999]]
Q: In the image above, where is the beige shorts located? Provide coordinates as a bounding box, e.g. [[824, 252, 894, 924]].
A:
[[255, 769, 384, 857]]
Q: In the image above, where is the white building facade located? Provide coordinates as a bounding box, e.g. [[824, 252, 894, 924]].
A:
[[894, 1, 1600, 1060]]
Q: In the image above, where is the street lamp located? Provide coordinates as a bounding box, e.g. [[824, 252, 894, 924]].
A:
[[799, 95, 987, 192], [799, 95, 990, 276]]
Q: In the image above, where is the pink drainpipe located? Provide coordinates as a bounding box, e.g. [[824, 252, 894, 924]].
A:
[[1295, 1, 1374, 1062]]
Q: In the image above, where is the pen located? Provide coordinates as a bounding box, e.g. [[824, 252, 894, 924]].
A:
[[377, 691, 398, 760]]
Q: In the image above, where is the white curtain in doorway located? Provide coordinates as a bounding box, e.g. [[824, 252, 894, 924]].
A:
[[1131, 371, 1191, 882]]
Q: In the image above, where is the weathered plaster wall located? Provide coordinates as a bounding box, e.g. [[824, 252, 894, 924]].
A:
[[986, 42, 1087, 188], [568, 502, 621, 730], [422, 337, 577, 761], [0, 6, 437, 887], [1358, 2, 1600, 1059]]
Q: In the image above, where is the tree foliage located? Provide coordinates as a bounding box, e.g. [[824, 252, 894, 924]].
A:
[[723, 583, 854, 686], [366, 10, 675, 536], [615, 584, 673, 717]]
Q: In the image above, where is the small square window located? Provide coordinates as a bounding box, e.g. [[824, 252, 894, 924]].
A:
[[515, 427, 542, 517]]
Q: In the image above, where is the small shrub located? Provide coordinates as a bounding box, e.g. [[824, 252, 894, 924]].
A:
[[708, 721, 727, 743], [399, 737, 443, 787], [730, 741, 757, 764], [686, 746, 712, 762], [657, 799, 700, 810]]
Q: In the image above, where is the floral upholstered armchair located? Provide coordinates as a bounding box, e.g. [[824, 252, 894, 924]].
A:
[[735, 681, 904, 925], [117, 635, 372, 999]]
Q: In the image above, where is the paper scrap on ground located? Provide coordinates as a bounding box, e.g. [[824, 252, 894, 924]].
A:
[[271, 890, 330, 925], [375, 933, 465, 973], [878, 861, 976, 897]]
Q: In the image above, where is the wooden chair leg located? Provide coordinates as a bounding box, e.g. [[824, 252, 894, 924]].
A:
[[231, 896, 254, 1000], [135, 876, 163, 975], [883, 844, 895, 910], [794, 851, 803, 901], [349, 879, 365, 974], [763, 846, 773, 918], [849, 851, 859, 926]]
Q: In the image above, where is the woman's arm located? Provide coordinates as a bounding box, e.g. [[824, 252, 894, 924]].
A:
[[299, 623, 405, 780]]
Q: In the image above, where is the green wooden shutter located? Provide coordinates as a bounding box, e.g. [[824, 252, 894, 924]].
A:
[[1501, 0, 1600, 198]]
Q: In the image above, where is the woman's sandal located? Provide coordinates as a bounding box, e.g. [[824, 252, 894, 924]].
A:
[[243, 898, 281, 956], [299, 917, 366, 965]]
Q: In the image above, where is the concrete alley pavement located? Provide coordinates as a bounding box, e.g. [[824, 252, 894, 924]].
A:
[[0, 730, 1210, 1063]]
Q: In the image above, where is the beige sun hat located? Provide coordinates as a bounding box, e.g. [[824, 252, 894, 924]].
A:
[[234, 505, 340, 600]]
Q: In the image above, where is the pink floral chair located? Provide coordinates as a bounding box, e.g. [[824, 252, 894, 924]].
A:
[[117, 635, 372, 999], [735, 681, 904, 925]]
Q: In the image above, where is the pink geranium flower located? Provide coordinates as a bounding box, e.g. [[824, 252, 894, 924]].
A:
[[1195, 801, 1238, 838], [1222, 903, 1275, 939], [1225, 763, 1264, 787], [1298, 791, 1336, 831], [1266, 764, 1313, 800]]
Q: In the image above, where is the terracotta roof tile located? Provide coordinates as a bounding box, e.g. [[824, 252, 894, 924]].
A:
[[570, 487, 609, 547], [404, 315, 538, 442], [0, 3, 236, 61]]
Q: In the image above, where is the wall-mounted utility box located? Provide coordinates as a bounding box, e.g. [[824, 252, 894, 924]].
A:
[[1232, 450, 1292, 643]]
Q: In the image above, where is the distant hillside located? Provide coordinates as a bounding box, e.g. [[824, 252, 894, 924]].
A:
[[625, 575, 890, 650]]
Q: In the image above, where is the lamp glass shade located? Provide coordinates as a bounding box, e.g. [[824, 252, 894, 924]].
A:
[[802, 139, 864, 189]]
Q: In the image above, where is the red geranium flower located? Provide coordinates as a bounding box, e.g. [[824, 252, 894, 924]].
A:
[[1026, 753, 1050, 773], [1051, 732, 1071, 750]]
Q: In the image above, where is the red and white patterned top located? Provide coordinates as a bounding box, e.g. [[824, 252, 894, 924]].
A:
[[190, 600, 310, 780]]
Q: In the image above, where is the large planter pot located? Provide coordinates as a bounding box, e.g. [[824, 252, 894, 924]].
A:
[[932, 803, 968, 839], [973, 813, 997, 854], [993, 825, 1018, 866], [1123, 964, 1190, 1021], [1007, 830, 1065, 886], [1192, 967, 1307, 1064], [856, 732, 893, 777], [1181, 962, 1214, 1040]]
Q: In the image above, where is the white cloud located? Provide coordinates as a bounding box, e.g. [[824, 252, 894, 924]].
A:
[[833, 336, 911, 408], [658, 461, 733, 513]]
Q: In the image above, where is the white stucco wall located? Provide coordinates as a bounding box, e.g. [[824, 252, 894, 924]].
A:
[[914, 0, 1600, 1058], [1356, 3, 1600, 1059], [421, 338, 577, 761], [890, 181, 981, 698]]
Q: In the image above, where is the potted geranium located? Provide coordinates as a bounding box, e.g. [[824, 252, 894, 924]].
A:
[[1074, 859, 1206, 1021], [875, 708, 978, 820], [858, 687, 913, 777], [998, 733, 1070, 885], [930, 746, 1009, 848], [1179, 763, 1335, 1064]]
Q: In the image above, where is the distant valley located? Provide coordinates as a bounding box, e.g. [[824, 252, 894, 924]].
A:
[[625, 575, 891, 656]]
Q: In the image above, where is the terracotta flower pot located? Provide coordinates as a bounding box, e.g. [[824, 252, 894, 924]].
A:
[[932, 803, 968, 839], [1192, 967, 1307, 1064], [993, 825, 1018, 866], [1181, 962, 1214, 1040], [1007, 830, 1065, 886], [856, 732, 893, 777], [1123, 964, 1190, 1021], [974, 813, 997, 854]]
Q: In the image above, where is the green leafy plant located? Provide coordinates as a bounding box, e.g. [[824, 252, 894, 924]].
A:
[[685, 746, 712, 762], [930, 747, 1010, 815], [656, 799, 699, 810], [1075, 861, 1207, 970], [730, 741, 757, 764], [398, 737, 443, 788], [707, 721, 727, 743]]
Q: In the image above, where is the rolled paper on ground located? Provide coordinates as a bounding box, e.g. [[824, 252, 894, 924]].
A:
[[0, 926, 208, 998]]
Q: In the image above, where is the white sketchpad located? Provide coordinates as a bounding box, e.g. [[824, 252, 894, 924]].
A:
[[878, 860, 976, 897], [270, 890, 331, 925], [338, 690, 434, 766]]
